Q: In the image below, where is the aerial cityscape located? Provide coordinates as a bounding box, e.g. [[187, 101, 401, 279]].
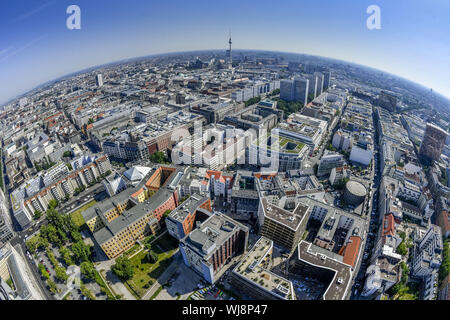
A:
[[1, 0, 449, 307]]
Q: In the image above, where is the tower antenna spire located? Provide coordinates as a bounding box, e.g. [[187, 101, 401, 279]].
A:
[[228, 30, 232, 68]]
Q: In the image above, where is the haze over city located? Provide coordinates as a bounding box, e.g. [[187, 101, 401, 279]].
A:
[[1, 0, 450, 105]]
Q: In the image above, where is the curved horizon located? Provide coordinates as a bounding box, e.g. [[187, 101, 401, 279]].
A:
[[2, 0, 450, 106], [5, 48, 448, 107]]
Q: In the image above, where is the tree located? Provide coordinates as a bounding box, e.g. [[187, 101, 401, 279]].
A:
[[34, 210, 42, 220], [47, 279, 58, 294], [72, 240, 91, 262], [244, 96, 261, 107], [80, 261, 97, 281], [146, 251, 158, 264], [163, 209, 172, 219], [150, 151, 166, 164], [88, 118, 94, 124], [39, 264, 50, 280], [111, 257, 134, 281], [60, 247, 74, 266], [34, 161, 43, 172], [63, 150, 72, 158], [80, 283, 96, 300], [396, 242, 408, 256], [48, 199, 59, 210], [439, 239, 450, 283], [66, 162, 73, 171], [55, 266, 68, 283], [71, 230, 83, 243], [40, 225, 62, 247]]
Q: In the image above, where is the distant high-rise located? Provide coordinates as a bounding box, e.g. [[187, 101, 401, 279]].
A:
[[304, 74, 318, 102], [378, 90, 397, 113], [419, 123, 448, 164], [323, 70, 331, 90], [280, 78, 309, 106], [314, 72, 324, 96], [96, 74, 103, 88]]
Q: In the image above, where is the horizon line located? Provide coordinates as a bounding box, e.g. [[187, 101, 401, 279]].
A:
[[2, 48, 450, 107]]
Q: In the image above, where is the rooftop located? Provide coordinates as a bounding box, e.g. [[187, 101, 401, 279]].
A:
[[233, 237, 294, 300], [297, 241, 352, 300], [260, 197, 309, 231]]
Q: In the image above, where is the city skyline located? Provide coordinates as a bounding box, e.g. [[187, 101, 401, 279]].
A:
[[1, 2, 449, 303], [1, 0, 450, 105]]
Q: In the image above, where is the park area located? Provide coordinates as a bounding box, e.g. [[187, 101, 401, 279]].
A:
[[123, 232, 179, 299], [70, 200, 97, 228]]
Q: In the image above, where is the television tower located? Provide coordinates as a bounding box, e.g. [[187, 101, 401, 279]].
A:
[[228, 32, 233, 69]]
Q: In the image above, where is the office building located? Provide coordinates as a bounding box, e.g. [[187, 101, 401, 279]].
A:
[[179, 213, 249, 284], [317, 151, 345, 177], [165, 194, 212, 240], [280, 78, 309, 106], [378, 91, 397, 113], [419, 123, 448, 164], [230, 237, 295, 300], [411, 225, 443, 279], [258, 197, 309, 253], [83, 166, 181, 259], [314, 72, 324, 96], [96, 74, 103, 88], [323, 70, 331, 90]]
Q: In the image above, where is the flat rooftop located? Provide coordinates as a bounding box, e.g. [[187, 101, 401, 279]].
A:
[[168, 193, 208, 223], [260, 197, 309, 231], [182, 213, 248, 260], [233, 237, 294, 300], [297, 241, 352, 300]]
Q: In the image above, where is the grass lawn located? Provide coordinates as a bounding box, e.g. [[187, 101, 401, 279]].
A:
[[125, 233, 178, 299], [123, 243, 142, 258], [70, 200, 97, 227]]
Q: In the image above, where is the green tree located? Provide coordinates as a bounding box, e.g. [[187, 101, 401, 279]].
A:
[[80, 261, 97, 281], [34, 210, 42, 220], [39, 264, 50, 280], [41, 225, 62, 247], [71, 230, 83, 243], [146, 250, 158, 263], [55, 266, 68, 283], [47, 279, 58, 294], [163, 209, 172, 219], [60, 247, 74, 266], [244, 96, 261, 107], [439, 239, 450, 283], [150, 151, 166, 164], [72, 240, 91, 262], [396, 242, 408, 256], [80, 283, 96, 300], [111, 257, 134, 281], [48, 199, 59, 210]]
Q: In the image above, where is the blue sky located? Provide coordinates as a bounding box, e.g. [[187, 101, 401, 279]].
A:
[[1, 0, 450, 105]]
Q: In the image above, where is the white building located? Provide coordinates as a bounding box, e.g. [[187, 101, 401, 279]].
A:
[[349, 146, 373, 166], [332, 130, 352, 151]]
